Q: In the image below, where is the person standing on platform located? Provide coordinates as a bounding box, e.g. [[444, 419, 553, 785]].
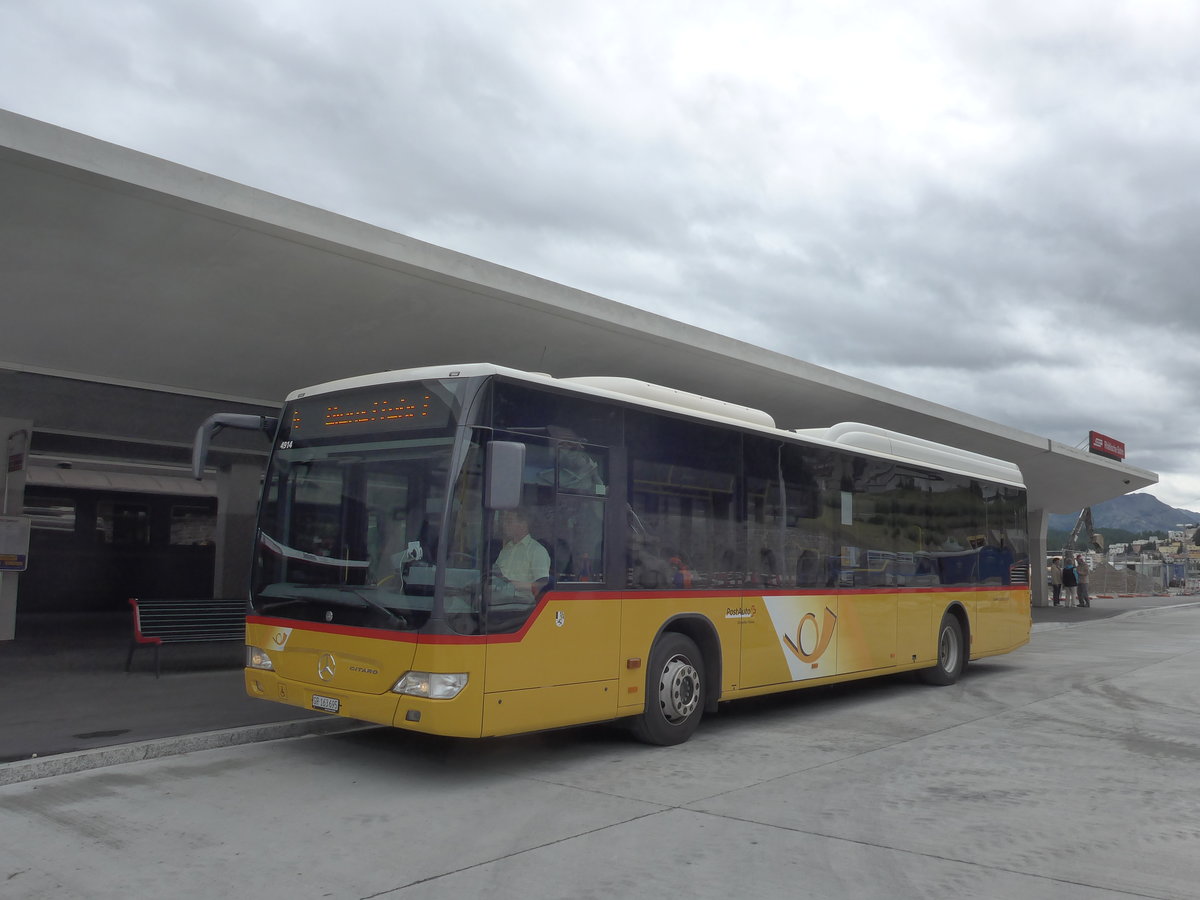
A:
[[1049, 557, 1064, 606], [1075, 554, 1091, 607], [1061, 555, 1079, 606]]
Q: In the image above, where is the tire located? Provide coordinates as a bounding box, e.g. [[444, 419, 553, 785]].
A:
[[631, 633, 705, 745], [918, 611, 966, 686]]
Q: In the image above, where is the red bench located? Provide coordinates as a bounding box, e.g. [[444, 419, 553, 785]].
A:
[[126, 597, 246, 677]]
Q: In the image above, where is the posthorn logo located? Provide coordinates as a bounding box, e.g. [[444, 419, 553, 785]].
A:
[[783, 607, 838, 664]]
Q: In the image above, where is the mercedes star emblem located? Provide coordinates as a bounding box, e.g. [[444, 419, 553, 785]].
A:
[[317, 653, 336, 681]]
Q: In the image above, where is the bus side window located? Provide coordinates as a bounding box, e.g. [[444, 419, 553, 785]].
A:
[[547, 440, 607, 584], [780, 444, 839, 589], [555, 494, 605, 583], [744, 436, 782, 588], [625, 411, 738, 590]]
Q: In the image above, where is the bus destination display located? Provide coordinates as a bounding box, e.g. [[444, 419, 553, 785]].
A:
[[286, 385, 456, 439]]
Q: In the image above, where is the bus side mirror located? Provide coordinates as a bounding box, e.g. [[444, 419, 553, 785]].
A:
[[485, 441, 525, 509], [192, 413, 278, 479]]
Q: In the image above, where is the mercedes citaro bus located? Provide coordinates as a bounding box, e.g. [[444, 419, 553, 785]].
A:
[[193, 363, 1030, 745]]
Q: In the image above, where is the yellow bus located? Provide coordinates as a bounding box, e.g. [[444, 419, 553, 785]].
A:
[[197, 363, 1030, 745]]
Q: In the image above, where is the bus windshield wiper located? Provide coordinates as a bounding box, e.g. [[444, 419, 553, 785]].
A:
[[257, 586, 408, 627], [336, 587, 408, 628]]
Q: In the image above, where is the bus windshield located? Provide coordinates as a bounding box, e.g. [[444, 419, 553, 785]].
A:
[[250, 378, 485, 633]]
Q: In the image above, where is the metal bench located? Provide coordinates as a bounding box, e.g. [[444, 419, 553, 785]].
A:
[[126, 597, 246, 677]]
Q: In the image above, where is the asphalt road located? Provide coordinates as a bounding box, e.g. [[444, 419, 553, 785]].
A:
[[4, 604, 1199, 899]]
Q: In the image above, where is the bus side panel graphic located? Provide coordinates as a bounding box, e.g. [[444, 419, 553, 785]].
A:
[[762, 595, 840, 682]]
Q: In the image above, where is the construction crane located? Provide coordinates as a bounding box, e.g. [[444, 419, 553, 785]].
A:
[[1063, 507, 1105, 553]]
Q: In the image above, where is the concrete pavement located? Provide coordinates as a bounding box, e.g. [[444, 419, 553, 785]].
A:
[[1030, 592, 1200, 630], [5, 601, 1200, 899], [0, 612, 359, 786]]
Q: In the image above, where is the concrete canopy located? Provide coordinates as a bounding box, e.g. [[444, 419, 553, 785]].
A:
[[0, 109, 1155, 513]]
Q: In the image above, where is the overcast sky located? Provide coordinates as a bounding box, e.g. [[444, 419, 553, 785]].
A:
[[3, 0, 1199, 510]]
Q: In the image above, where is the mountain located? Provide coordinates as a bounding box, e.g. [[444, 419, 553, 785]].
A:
[[1048, 493, 1200, 535]]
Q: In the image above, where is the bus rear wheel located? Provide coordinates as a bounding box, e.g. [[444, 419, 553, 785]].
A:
[[918, 611, 966, 685], [632, 633, 705, 745]]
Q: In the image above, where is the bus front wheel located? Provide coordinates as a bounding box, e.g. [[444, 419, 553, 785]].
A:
[[632, 633, 705, 746], [918, 612, 966, 685]]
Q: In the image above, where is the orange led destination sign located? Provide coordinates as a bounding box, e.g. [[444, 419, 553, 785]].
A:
[[285, 389, 452, 440], [323, 396, 432, 427]]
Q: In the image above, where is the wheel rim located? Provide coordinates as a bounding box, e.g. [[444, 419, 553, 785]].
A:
[[656, 654, 700, 724], [938, 623, 960, 674]]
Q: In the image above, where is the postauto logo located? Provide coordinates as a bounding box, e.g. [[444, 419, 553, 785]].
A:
[[764, 596, 838, 681], [784, 607, 838, 664]]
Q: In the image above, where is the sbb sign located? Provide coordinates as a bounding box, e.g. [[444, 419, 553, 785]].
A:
[[1089, 431, 1126, 461]]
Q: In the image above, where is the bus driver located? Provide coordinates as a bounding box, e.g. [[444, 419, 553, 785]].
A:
[[493, 508, 551, 601]]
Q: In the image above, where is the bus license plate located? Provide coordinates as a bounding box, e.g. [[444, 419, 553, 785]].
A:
[[311, 694, 340, 713]]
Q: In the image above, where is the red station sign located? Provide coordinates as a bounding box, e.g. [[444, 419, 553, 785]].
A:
[[1089, 431, 1126, 461]]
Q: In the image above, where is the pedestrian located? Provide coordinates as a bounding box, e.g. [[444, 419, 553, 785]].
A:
[[1061, 555, 1079, 606], [1049, 557, 1064, 606], [1075, 554, 1091, 607]]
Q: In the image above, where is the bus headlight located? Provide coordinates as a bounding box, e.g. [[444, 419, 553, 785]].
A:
[[246, 646, 275, 671], [392, 671, 468, 699]]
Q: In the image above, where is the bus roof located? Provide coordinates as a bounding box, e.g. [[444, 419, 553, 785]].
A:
[[288, 363, 1026, 489]]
